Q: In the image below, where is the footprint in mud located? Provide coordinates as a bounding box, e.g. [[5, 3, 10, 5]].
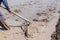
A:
[[36, 11, 48, 16], [15, 19, 19, 21], [58, 10, 60, 13], [14, 9, 22, 13], [36, 13, 41, 16], [33, 19, 39, 22]]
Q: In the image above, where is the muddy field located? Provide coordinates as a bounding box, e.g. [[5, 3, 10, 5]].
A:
[[0, 0, 60, 40]]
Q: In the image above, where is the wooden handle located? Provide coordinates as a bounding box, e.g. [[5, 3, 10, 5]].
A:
[[11, 11, 30, 23]]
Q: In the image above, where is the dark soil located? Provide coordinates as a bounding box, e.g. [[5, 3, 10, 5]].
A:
[[51, 17, 60, 40]]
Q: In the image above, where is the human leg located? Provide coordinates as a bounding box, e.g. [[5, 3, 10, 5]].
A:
[[0, 12, 10, 30], [2, 0, 10, 10]]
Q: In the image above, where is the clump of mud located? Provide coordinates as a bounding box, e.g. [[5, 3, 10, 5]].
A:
[[51, 17, 60, 40], [56, 17, 60, 40], [51, 32, 57, 40]]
